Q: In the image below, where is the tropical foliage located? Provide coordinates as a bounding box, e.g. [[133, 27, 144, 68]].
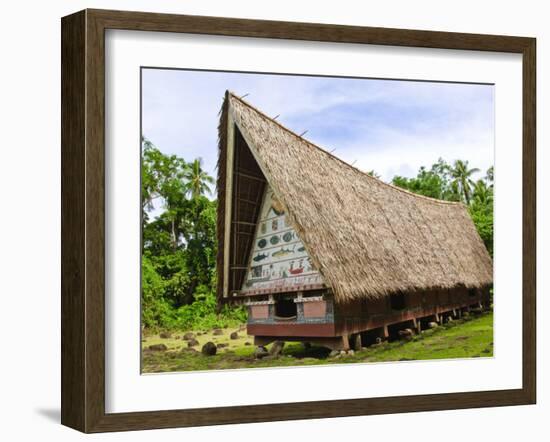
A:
[[141, 137, 246, 331], [142, 136, 493, 331]]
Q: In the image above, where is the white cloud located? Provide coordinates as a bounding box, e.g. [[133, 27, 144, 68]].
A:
[[142, 69, 494, 186]]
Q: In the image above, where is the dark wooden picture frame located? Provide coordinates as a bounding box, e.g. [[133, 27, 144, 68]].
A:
[[61, 9, 536, 433]]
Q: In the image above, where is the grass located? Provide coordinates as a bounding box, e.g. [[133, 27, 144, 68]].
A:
[[141, 311, 493, 373]]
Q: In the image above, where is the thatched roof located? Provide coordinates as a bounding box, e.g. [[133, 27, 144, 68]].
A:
[[217, 91, 493, 303]]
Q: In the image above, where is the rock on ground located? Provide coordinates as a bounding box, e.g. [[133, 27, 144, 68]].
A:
[[269, 341, 285, 357], [187, 338, 199, 347], [230, 331, 239, 340], [183, 332, 195, 340], [254, 346, 269, 359], [213, 328, 223, 335], [201, 342, 217, 356], [398, 328, 414, 340], [148, 344, 167, 351], [159, 332, 171, 339]]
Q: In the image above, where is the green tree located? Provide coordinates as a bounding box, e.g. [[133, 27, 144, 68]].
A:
[[141, 137, 189, 248], [184, 158, 215, 200], [141, 138, 219, 312], [392, 167, 445, 199], [472, 179, 493, 207], [449, 159, 480, 204], [391, 158, 456, 200], [182, 197, 218, 302], [469, 179, 494, 256], [141, 255, 175, 329]]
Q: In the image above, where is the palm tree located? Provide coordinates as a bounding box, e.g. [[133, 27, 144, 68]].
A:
[[450, 160, 480, 205], [472, 179, 493, 206], [184, 158, 215, 199]]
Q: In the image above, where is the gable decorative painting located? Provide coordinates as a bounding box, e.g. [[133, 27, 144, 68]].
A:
[[241, 187, 324, 295]]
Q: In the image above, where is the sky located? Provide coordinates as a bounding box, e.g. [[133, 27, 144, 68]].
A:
[[142, 68, 494, 192]]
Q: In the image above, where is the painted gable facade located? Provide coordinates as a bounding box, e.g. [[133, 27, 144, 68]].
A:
[[241, 187, 325, 295]]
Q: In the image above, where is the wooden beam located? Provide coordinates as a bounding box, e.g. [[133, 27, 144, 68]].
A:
[[234, 171, 266, 182], [236, 196, 260, 205], [223, 112, 235, 299], [232, 221, 257, 226]]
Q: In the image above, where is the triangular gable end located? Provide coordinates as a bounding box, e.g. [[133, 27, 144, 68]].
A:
[[241, 186, 325, 295]]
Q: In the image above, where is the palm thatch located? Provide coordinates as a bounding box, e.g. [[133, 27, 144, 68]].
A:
[[217, 91, 493, 304]]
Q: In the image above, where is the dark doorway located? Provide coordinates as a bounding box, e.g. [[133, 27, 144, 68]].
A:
[[274, 296, 297, 319]]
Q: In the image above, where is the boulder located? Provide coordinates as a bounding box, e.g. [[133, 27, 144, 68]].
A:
[[254, 346, 269, 359], [244, 342, 252, 346], [183, 332, 195, 341], [329, 350, 340, 358], [201, 342, 217, 356], [148, 344, 167, 352], [428, 322, 439, 329], [398, 328, 414, 340], [159, 332, 171, 339], [216, 343, 228, 349], [230, 331, 239, 340], [269, 340, 285, 357], [213, 328, 223, 335], [187, 338, 199, 347]]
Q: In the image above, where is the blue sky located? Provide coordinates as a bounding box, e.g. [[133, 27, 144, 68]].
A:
[[142, 68, 494, 188]]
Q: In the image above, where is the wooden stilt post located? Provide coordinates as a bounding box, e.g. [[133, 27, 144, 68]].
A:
[[351, 333, 362, 351], [414, 318, 422, 334], [341, 335, 350, 351]]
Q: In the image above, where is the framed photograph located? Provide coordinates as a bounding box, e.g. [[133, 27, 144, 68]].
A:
[[61, 9, 536, 433]]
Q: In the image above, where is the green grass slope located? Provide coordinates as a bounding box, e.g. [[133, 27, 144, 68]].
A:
[[142, 311, 493, 373]]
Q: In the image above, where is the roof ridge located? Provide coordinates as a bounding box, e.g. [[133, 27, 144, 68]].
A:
[[227, 91, 464, 207]]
